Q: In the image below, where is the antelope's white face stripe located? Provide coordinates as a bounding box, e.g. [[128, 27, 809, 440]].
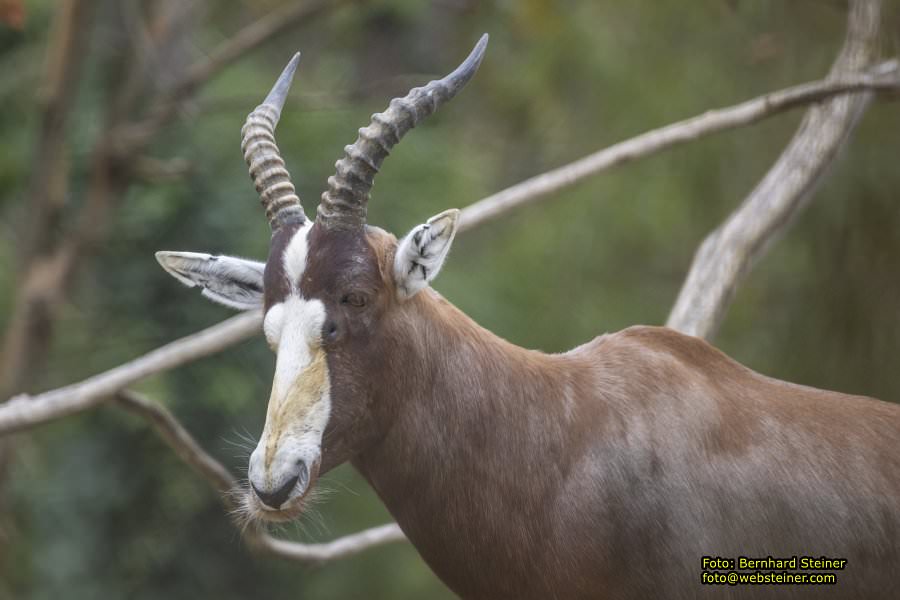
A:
[[283, 222, 312, 285], [255, 295, 330, 481], [248, 223, 331, 505], [265, 296, 327, 403]]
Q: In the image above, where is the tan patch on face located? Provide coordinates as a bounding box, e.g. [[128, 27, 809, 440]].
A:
[[263, 347, 330, 471]]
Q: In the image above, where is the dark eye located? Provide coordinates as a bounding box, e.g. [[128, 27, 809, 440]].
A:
[[341, 292, 367, 308]]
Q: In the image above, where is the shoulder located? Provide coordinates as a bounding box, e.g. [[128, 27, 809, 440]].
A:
[[575, 325, 735, 368], [612, 325, 729, 362]]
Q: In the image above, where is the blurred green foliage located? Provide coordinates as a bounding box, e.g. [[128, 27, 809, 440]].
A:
[[1, 0, 899, 598]]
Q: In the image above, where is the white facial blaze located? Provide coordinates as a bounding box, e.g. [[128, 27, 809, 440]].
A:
[[258, 296, 330, 479], [283, 222, 312, 284], [248, 224, 332, 503], [264, 298, 327, 397]]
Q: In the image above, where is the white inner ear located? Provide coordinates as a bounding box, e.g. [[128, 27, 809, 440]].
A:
[[155, 251, 265, 310], [393, 208, 460, 299]]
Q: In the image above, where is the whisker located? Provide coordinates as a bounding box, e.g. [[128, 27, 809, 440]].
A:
[[319, 475, 359, 497]]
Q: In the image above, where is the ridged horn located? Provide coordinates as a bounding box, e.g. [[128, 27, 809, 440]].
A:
[[241, 52, 307, 231], [318, 34, 489, 230]]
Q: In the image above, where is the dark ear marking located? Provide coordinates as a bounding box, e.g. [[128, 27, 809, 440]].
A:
[[406, 259, 430, 279], [393, 209, 460, 299], [240, 279, 263, 293], [414, 226, 429, 251]]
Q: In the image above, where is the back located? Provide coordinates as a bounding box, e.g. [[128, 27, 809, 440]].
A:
[[557, 326, 900, 599]]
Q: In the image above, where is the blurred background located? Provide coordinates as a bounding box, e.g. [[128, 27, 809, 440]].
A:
[[1, 1, 899, 598]]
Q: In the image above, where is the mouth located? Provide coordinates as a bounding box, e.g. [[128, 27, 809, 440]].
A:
[[245, 459, 320, 523]]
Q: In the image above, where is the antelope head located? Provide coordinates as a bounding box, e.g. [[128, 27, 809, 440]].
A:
[[155, 36, 488, 521]]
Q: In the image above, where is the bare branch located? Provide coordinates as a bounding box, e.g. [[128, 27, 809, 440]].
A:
[[457, 61, 899, 234], [27, 0, 93, 235], [666, 0, 884, 339], [115, 390, 406, 564], [0, 0, 95, 396], [248, 523, 407, 564], [109, 0, 198, 125], [0, 312, 261, 435], [115, 389, 234, 492], [0, 1, 198, 399], [118, 0, 355, 152], [177, 0, 344, 99]]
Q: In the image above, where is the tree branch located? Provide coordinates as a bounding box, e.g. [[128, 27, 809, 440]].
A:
[[666, 0, 884, 339], [458, 60, 899, 234], [115, 389, 234, 491], [0, 0, 95, 397], [249, 523, 406, 564], [0, 312, 261, 435], [118, 0, 356, 153], [24, 0, 94, 258], [115, 390, 405, 564]]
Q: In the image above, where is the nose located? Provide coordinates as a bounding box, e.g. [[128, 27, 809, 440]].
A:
[[251, 461, 309, 510]]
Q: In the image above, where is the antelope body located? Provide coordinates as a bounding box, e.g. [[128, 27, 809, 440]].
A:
[[156, 37, 900, 599]]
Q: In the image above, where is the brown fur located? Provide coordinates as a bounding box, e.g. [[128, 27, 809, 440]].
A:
[[270, 222, 900, 599]]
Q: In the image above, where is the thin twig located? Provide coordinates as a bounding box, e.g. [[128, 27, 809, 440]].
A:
[[115, 390, 406, 564], [249, 523, 406, 563], [118, 0, 356, 152], [0, 0, 95, 396], [457, 61, 900, 234], [27, 0, 94, 245], [666, 0, 884, 339], [116, 389, 234, 492]]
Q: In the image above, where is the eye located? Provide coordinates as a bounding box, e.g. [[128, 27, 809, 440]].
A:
[[340, 292, 367, 308]]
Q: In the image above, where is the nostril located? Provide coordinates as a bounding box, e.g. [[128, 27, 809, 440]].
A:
[[297, 460, 309, 489], [252, 474, 299, 510]]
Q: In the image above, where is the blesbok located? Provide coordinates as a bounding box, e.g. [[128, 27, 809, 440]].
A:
[[156, 36, 900, 599]]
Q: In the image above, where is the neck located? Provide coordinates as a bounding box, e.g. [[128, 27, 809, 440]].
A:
[[354, 289, 592, 597]]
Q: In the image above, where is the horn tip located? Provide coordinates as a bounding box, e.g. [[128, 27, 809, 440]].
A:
[[445, 34, 489, 89], [263, 51, 302, 111], [470, 33, 490, 66]]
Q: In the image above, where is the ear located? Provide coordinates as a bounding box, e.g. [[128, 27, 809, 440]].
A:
[[393, 209, 460, 299], [155, 251, 265, 310]]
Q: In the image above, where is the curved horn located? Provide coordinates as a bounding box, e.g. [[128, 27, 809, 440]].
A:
[[241, 52, 307, 231], [318, 34, 489, 230]]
